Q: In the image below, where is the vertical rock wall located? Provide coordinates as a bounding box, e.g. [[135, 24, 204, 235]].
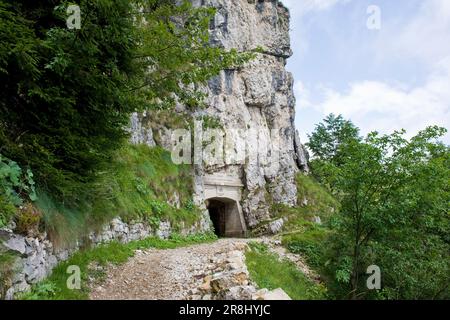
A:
[[190, 0, 309, 227]]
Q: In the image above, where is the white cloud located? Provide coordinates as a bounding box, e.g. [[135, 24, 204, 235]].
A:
[[315, 0, 450, 141], [316, 57, 450, 141], [375, 0, 450, 65]]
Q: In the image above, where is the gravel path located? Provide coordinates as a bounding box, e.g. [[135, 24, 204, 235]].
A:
[[89, 239, 250, 300]]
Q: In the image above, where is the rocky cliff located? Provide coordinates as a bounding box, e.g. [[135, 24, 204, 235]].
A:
[[134, 0, 309, 229]]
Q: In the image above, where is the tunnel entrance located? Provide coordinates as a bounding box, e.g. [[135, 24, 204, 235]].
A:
[[203, 174, 247, 238], [206, 198, 246, 238], [207, 199, 227, 237]]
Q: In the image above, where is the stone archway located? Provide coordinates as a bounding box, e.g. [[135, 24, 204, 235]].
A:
[[203, 174, 247, 238]]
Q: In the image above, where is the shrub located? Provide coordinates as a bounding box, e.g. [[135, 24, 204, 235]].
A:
[[15, 203, 42, 236], [0, 154, 37, 205]]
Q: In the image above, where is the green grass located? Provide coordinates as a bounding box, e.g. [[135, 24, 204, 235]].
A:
[[0, 249, 19, 299], [288, 173, 339, 222], [296, 173, 338, 209], [282, 226, 329, 270], [267, 173, 337, 271], [19, 233, 217, 300], [36, 144, 201, 245], [253, 173, 339, 237], [245, 243, 327, 300], [275, 174, 340, 299]]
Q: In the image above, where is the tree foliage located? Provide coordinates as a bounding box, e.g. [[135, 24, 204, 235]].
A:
[[309, 116, 450, 299], [0, 0, 251, 202], [307, 113, 361, 163]]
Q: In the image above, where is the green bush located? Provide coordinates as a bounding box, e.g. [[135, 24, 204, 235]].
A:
[[0, 154, 36, 204], [306, 116, 449, 299]]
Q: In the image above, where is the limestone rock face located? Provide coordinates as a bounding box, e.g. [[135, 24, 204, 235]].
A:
[[191, 0, 292, 58], [129, 112, 156, 147], [190, 0, 308, 228]]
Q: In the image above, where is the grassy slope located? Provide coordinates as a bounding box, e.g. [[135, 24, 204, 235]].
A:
[[272, 174, 338, 225], [270, 174, 339, 298], [241, 174, 338, 300], [246, 243, 327, 300], [20, 233, 216, 300], [36, 144, 201, 245]]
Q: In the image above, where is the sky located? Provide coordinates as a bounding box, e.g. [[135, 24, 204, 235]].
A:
[[281, 0, 450, 144]]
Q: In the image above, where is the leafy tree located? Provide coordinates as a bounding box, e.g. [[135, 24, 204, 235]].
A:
[[307, 114, 361, 163], [321, 126, 449, 299], [0, 0, 251, 203]]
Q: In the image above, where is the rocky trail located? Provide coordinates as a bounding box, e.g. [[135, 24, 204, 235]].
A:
[[89, 238, 294, 300], [90, 239, 250, 300]]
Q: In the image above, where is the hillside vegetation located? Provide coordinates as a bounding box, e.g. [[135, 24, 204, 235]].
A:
[[0, 0, 251, 241], [33, 144, 201, 245], [0, 0, 252, 298], [282, 115, 449, 300], [1, 142, 200, 243]]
